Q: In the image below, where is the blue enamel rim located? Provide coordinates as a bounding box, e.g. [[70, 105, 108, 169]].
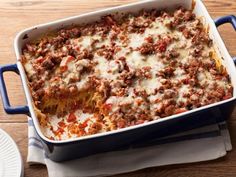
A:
[[0, 64, 29, 114], [214, 15, 236, 63], [0, 15, 235, 115]]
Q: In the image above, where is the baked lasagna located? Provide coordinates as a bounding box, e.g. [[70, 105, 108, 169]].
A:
[[21, 7, 233, 140]]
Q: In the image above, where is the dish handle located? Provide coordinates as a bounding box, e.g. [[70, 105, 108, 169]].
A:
[[0, 64, 29, 114], [214, 15, 236, 63]]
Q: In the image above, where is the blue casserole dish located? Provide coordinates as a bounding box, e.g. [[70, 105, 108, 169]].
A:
[[0, 0, 236, 162]]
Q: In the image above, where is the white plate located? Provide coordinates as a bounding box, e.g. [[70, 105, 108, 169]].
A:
[[0, 129, 23, 177]]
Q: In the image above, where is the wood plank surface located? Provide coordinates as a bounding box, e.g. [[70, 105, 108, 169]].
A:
[[0, 0, 235, 176]]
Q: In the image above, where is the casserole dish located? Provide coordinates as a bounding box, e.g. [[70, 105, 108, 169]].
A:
[[0, 0, 236, 161]]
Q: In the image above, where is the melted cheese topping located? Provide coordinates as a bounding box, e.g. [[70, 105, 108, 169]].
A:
[[22, 8, 233, 140]]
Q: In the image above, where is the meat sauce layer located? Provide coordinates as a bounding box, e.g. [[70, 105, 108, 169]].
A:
[[22, 7, 233, 140]]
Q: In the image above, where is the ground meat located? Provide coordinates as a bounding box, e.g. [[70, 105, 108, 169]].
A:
[[163, 89, 177, 99], [30, 79, 44, 91], [41, 57, 55, 70], [139, 43, 155, 55], [136, 66, 152, 79], [164, 105, 175, 116], [166, 49, 180, 59], [183, 10, 195, 21], [97, 47, 114, 60], [102, 15, 117, 26], [22, 7, 233, 140], [182, 28, 192, 38]]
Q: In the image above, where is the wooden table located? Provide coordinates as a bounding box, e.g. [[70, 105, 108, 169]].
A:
[[0, 0, 236, 176]]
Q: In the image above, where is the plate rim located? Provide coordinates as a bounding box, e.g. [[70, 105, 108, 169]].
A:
[[0, 128, 23, 177]]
